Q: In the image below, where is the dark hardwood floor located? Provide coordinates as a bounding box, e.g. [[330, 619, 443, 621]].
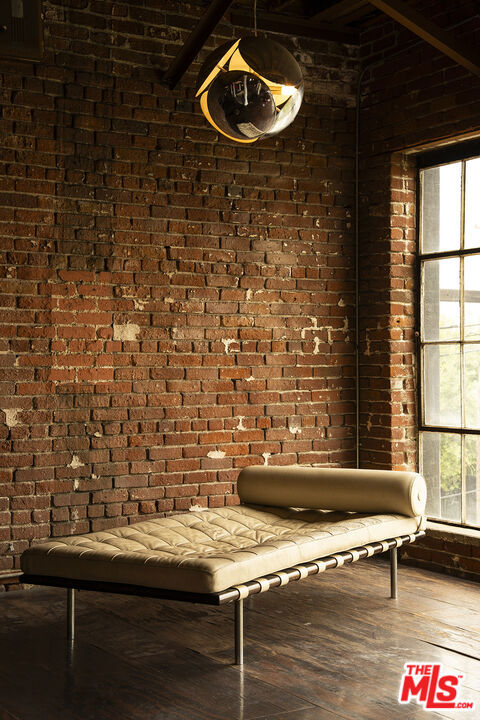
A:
[[0, 558, 478, 720]]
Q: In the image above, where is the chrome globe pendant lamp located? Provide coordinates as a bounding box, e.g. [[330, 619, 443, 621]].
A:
[[195, 2, 304, 144]]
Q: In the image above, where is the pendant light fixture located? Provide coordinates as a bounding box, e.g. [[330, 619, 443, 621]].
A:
[[195, 3, 303, 144]]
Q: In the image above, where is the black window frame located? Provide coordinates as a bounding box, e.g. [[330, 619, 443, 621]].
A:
[[417, 138, 480, 530]]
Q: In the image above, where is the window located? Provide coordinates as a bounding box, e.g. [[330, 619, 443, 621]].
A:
[[419, 150, 480, 529]]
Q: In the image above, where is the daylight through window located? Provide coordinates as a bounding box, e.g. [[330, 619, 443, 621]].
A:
[[419, 153, 480, 528]]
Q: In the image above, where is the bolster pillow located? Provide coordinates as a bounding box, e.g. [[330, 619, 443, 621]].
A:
[[237, 466, 427, 518]]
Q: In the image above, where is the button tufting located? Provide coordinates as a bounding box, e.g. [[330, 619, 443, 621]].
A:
[[21, 505, 422, 595]]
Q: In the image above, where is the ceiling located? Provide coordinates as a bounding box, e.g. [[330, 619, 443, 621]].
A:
[[272, 0, 379, 25], [230, 0, 381, 43], [230, 0, 480, 72], [162, 1, 480, 89], [252, 0, 381, 32]]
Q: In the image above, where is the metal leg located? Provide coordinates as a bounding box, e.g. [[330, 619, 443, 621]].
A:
[[67, 588, 75, 643], [390, 547, 398, 599], [234, 598, 244, 665]]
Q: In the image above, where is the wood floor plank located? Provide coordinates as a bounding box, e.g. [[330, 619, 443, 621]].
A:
[[242, 569, 480, 669], [253, 709, 356, 720], [253, 712, 450, 720], [0, 710, 23, 720], [1, 560, 478, 720], [0, 624, 317, 720]]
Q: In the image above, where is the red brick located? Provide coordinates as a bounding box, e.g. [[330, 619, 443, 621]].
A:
[[2, 0, 477, 589]]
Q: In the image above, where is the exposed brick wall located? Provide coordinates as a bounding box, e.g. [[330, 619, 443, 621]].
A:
[[401, 528, 480, 583], [2, 0, 479, 589], [358, 152, 417, 471], [0, 0, 358, 583], [358, 0, 480, 470], [358, 1, 480, 579]]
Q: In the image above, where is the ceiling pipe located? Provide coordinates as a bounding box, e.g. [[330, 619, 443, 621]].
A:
[[161, 0, 236, 90]]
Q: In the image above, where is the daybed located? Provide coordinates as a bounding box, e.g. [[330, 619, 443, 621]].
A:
[[20, 466, 427, 664]]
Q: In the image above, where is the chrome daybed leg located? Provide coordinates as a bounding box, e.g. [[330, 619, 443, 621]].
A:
[[67, 588, 75, 644], [390, 547, 398, 599], [234, 598, 244, 665]]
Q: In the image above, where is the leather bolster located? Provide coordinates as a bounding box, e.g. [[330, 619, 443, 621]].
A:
[[237, 466, 427, 518]]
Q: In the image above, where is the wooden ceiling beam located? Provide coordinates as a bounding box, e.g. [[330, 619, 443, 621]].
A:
[[268, 0, 298, 11], [161, 0, 235, 89], [310, 0, 368, 23], [367, 0, 480, 77], [230, 9, 359, 43]]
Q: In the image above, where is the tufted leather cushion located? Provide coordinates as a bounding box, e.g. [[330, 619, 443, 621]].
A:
[[21, 504, 425, 594], [237, 466, 427, 518]]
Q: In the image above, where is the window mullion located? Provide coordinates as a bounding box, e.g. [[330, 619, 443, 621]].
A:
[[460, 255, 465, 428], [460, 161, 466, 522], [461, 434, 467, 525]]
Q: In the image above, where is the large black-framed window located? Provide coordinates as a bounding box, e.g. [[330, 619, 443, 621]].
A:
[[418, 142, 480, 529]]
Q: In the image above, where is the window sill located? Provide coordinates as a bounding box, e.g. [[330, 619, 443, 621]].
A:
[[426, 520, 480, 546]]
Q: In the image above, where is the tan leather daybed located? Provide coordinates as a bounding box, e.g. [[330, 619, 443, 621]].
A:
[[20, 466, 427, 664]]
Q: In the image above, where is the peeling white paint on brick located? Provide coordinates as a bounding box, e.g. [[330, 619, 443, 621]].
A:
[[133, 298, 147, 310], [262, 452, 271, 466], [301, 316, 319, 339], [291, 38, 313, 65], [94, 431, 102, 437], [113, 323, 140, 341], [188, 504, 207, 512], [235, 416, 246, 431], [313, 337, 321, 354], [338, 298, 346, 307], [3, 409, 21, 427], [365, 330, 371, 356], [207, 450, 226, 459], [68, 455, 84, 469], [222, 338, 238, 353], [73, 478, 79, 490], [245, 374, 254, 382], [246, 289, 254, 300]]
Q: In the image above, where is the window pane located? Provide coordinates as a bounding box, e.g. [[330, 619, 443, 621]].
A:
[[421, 163, 462, 254], [465, 157, 480, 249], [465, 435, 480, 526], [421, 258, 460, 341], [465, 344, 480, 429], [420, 154, 480, 529], [421, 431, 461, 523], [424, 344, 461, 427], [465, 254, 480, 340]]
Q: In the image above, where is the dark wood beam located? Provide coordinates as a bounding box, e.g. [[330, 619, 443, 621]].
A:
[[368, 0, 480, 78], [268, 0, 298, 11], [230, 10, 359, 43], [310, 0, 368, 22], [415, 138, 480, 169], [161, 0, 235, 89]]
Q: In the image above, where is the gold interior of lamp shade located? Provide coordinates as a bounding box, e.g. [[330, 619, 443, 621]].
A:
[[196, 36, 304, 143]]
